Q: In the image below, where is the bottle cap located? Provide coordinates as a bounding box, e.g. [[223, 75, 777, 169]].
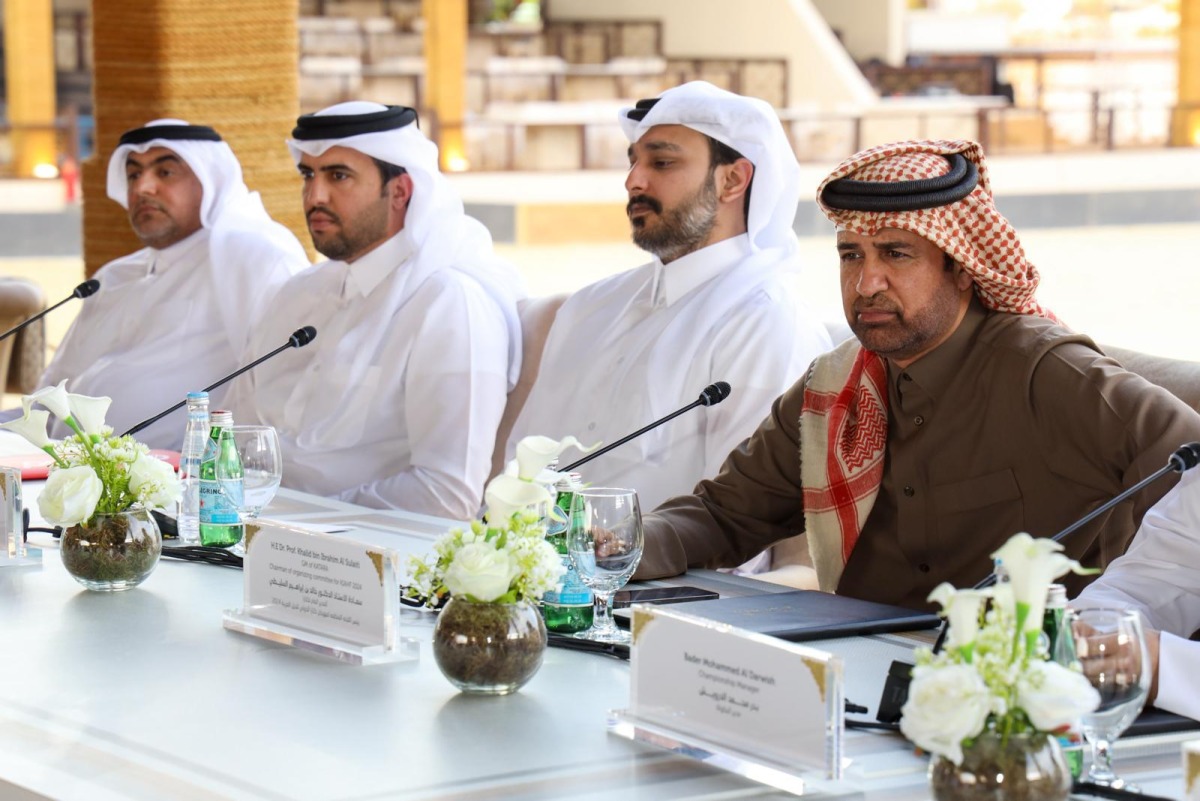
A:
[[187, 391, 209, 400]]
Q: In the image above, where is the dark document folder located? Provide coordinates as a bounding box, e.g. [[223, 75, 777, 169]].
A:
[[661, 590, 941, 642]]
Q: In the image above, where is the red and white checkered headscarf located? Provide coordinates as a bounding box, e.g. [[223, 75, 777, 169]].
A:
[[817, 139, 1048, 316], [800, 140, 1052, 590]]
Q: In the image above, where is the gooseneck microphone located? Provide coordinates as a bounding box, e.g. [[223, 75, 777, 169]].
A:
[[121, 326, 318, 437], [972, 441, 1200, 592], [874, 441, 1200, 725], [559, 382, 731, 473], [0, 279, 101, 343]]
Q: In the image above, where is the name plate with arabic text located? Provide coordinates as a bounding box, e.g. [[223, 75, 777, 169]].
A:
[[223, 520, 416, 665], [608, 604, 843, 795]]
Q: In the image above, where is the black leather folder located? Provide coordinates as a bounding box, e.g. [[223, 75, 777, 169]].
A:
[[658, 590, 941, 642]]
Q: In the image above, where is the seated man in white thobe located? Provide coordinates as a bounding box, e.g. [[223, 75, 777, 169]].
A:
[[1075, 465, 1200, 721], [38, 121, 309, 448], [229, 103, 523, 520], [507, 81, 830, 523]]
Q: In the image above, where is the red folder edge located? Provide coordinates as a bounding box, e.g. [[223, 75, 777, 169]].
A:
[[0, 450, 180, 480]]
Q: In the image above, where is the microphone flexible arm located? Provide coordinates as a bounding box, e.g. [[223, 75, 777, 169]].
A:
[[121, 326, 317, 438], [0, 280, 101, 344], [559, 382, 731, 473]]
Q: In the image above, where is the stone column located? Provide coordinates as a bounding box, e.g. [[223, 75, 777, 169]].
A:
[[82, 0, 309, 276], [422, 0, 469, 171], [3, 0, 57, 178], [1172, 0, 1200, 147]]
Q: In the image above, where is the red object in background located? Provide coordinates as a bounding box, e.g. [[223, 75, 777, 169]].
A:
[[61, 157, 79, 204], [0, 449, 181, 480]]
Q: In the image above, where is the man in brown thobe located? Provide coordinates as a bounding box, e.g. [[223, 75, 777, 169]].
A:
[[636, 139, 1200, 609]]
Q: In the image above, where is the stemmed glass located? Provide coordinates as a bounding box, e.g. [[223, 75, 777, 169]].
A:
[[566, 488, 644, 643], [1053, 608, 1151, 790], [215, 425, 282, 552]]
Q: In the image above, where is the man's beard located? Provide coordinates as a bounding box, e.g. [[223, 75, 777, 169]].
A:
[[308, 198, 389, 262], [630, 174, 719, 263], [851, 282, 963, 362]]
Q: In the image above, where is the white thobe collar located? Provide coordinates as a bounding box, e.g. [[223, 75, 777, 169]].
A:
[[147, 228, 210, 277], [649, 233, 751, 309], [336, 230, 415, 301]]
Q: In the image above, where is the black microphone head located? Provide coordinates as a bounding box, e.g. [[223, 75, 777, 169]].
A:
[[288, 326, 317, 348], [73, 279, 101, 299], [699, 381, 732, 407], [1169, 442, 1200, 472]]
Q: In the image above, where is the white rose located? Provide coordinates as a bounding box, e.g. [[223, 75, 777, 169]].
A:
[[39, 465, 103, 527], [1016, 660, 1100, 732], [443, 542, 516, 602], [128, 454, 181, 510], [900, 664, 992, 765]]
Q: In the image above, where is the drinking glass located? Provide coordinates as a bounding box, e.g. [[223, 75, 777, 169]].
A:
[[566, 488, 643, 643], [1053, 608, 1151, 790], [216, 426, 282, 553]]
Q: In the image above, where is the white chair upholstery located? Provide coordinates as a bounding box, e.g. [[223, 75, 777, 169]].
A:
[[489, 293, 569, 480]]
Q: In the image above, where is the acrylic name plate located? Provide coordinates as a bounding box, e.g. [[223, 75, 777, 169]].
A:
[[608, 604, 844, 796], [0, 466, 40, 568], [1186, 739, 1200, 801], [222, 520, 416, 665]]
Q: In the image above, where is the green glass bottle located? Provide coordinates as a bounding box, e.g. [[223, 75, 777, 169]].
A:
[[1044, 583, 1083, 779], [198, 410, 244, 548], [540, 474, 594, 633]]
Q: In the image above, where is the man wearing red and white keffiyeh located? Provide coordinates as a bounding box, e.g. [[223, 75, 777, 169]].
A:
[[635, 139, 1200, 609]]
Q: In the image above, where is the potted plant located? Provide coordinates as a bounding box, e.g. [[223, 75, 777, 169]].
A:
[[2, 380, 180, 591], [900, 533, 1102, 801], [406, 435, 592, 695]]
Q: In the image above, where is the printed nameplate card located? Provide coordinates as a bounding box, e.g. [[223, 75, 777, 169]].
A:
[[608, 604, 843, 793], [223, 520, 416, 665]]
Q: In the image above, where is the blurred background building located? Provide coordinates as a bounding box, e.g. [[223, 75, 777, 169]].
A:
[[1, 0, 1195, 176], [0, 0, 1196, 404]]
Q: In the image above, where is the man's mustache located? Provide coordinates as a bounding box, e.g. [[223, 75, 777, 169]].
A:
[[854, 298, 901, 314], [306, 206, 341, 224], [626, 195, 662, 216], [131, 200, 166, 216]]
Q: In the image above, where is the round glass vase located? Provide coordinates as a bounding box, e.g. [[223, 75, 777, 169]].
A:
[[60, 508, 162, 592], [930, 731, 1072, 801], [432, 597, 547, 695]]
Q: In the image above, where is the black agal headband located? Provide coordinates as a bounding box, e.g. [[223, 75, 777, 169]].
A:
[[821, 153, 979, 212], [291, 105, 418, 140], [118, 124, 222, 146]]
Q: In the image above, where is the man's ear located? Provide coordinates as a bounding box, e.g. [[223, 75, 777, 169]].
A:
[[954, 262, 974, 292], [389, 172, 414, 213], [719, 159, 754, 205]]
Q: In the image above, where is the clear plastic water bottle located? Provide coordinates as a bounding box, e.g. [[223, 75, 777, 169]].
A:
[[177, 392, 210, 544]]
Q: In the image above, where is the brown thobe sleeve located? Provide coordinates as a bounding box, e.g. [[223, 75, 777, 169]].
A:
[[636, 375, 809, 579]]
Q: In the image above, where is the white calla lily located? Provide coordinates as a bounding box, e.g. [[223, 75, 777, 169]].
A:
[[23, 379, 73, 422], [991, 533, 1090, 633], [0, 409, 55, 451], [928, 583, 991, 655], [484, 474, 552, 525], [514, 435, 598, 481], [67, 393, 112, 436]]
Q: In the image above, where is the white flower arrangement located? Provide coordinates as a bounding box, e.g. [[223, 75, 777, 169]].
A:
[[1, 380, 181, 527], [900, 533, 1102, 765], [406, 435, 595, 605]]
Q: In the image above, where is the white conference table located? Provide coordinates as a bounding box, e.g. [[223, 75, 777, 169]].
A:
[[0, 486, 1194, 800]]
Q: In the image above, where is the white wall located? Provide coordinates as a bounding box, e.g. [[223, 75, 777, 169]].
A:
[[811, 0, 906, 66], [549, 0, 877, 110]]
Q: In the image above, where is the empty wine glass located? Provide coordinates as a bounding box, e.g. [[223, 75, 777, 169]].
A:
[[216, 425, 282, 553], [566, 488, 643, 643], [1054, 608, 1151, 790]]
